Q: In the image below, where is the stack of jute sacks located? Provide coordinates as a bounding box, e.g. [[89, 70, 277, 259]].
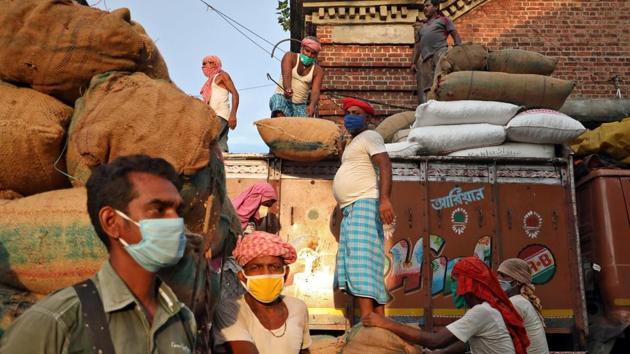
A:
[[0, 0, 240, 334], [378, 44, 586, 158]]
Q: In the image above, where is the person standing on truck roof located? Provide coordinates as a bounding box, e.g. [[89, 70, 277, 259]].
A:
[[412, 0, 462, 103], [269, 37, 324, 118], [332, 97, 396, 319], [498, 258, 550, 354], [0, 155, 196, 353], [362, 256, 530, 354], [201, 55, 239, 152], [231, 182, 278, 234], [213, 231, 312, 354]]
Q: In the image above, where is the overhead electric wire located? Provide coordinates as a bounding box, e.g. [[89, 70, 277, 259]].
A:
[[197, 0, 284, 61]]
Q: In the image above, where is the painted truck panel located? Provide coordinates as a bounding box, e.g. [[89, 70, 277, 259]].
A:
[[224, 154, 586, 347]]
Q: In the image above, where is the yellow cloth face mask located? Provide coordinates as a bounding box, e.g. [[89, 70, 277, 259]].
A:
[[258, 205, 269, 219], [241, 273, 285, 303]]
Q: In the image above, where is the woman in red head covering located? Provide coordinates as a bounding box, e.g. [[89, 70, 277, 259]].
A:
[[231, 183, 278, 232]]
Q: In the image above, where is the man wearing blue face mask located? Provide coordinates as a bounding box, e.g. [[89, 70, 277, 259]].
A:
[[1, 155, 196, 353], [269, 36, 324, 117], [332, 98, 396, 320]]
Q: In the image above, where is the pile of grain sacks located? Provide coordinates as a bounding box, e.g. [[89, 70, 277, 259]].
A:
[[0, 0, 237, 334], [380, 44, 586, 158]]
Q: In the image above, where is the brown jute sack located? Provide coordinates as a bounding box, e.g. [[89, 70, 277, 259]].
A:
[[66, 72, 220, 185], [0, 81, 72, 196], [256, 117, 340, 161], [0, 188, 107, 294], [435, 43, 488, 78], [375, 111, 416, 143], [341, 325, 422, 354], [0, 0, 170, 104], [487, 49, 558, 75], [435, 71, 575, 110]]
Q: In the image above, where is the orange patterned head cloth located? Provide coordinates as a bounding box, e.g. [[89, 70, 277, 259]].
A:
[[232, 231, 297, 267]]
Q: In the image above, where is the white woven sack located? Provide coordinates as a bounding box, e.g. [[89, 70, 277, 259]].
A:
[[413, 100, 521, 128], [386, 141, 421, 157], [408, 124, 506, 155], [506, 109, 586, 144], [448, 142, 555, 158]]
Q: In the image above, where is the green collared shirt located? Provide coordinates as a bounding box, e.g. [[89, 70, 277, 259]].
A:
[[0, 262, 196, 354]]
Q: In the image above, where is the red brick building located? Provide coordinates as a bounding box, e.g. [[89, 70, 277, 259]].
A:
[[290, 0, 630, 121]]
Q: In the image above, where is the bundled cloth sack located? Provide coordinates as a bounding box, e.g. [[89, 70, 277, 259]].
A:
[[341, 324, 422, 354], [434, 43, 489, 78], [506, 109, 586, 144], [66, 72, 220, 185], [413, 100, 521, 128], [392, 129, 410, 143], [449, 142, 555, 159], [385, 141, 422, 158], [570, 117, 630, 164], [408, 124, 506, 155], [0, 81, 72, 196], [560, 99, 630, 123], [434, 71, 574, 110], [375, 111, 415, 143], [0, 0, 170, 104], [487, 49, 558, 75], [256, 117, 340, 161]]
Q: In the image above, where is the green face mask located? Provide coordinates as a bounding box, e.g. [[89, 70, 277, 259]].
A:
[[300, 53, 315, 66], [450, 278, 467, 309]]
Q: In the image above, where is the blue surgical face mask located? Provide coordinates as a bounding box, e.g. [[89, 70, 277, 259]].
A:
[[499, 279, 514, 293], [115, 210, 186, 272], [344, 114, 366, 135], [299, 53, 315, 66]]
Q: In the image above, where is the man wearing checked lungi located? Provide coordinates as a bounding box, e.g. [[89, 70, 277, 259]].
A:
[[332, 97, 396, 319]]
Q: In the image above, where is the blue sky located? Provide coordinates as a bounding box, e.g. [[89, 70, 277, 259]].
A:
[[95, 0, 289, 152]]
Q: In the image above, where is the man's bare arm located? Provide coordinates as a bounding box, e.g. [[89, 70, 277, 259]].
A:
[[371, 152, 394, 225], [219, 72, 239, 129], [280, 52, 295, 98], [362, 313, 461, 349]]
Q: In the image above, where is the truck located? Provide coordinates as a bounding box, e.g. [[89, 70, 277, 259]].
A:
[[224, 151, 589, 351]]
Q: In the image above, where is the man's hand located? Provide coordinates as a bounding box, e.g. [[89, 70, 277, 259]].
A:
[[306, 104, 317, 117], [379, 197, 395, 225], [284, 88, 293, 99], [228, 114, 237, 129], [362, 312, 390, 329]]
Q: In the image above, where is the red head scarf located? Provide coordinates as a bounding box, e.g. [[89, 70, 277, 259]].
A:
[[341, 97, 375, 116], [231, 183, 278, 229], [452, 257, 530, 354], [301, 37, 321, 53], [200, 55, 223, 104], [232, 231, 297, 266]]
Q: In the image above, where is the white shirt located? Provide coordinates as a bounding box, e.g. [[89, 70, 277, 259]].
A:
[[333, 130, 387, 208], [446, 302, 516, 354], [209, 74, 230, 120], [213, 295, 312, 354], [511, 295, 549, 354]]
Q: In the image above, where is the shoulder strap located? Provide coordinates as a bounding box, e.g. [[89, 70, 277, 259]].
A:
[[73, 279, 116, 354]]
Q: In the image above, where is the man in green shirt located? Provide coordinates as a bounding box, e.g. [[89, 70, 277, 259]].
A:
[[1, 155, 196, 353]]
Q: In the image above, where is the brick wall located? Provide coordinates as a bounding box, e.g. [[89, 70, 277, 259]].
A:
[[317, 25, 418, 119], [313, 0, 630, 120]]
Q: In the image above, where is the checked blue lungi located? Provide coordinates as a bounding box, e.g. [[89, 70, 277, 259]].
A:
[[269, 93, 307, 117], [333, 198, 389, 304]]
